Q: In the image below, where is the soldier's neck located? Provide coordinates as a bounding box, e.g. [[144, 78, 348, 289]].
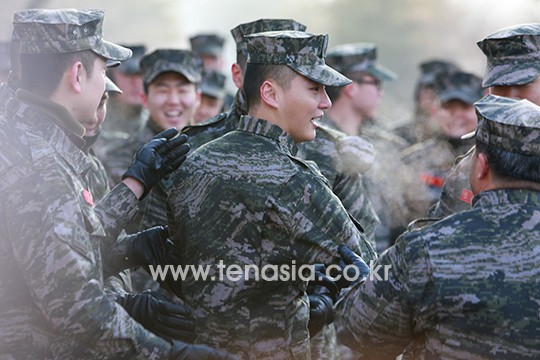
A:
[[326, 102, 363, 136]]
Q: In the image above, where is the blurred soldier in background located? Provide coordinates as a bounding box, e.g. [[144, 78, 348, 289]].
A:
[[323, 43, 407, 250], [336, 94, 540, 359], [104, 49, 202, 187], [94, 44, 148, 163], [192, 69, 227, 124], [0, 8, 232, 360], [394, 59, 459, 145], [167, 29, 375, 360], [431, 23, 540, 218], [400, 70, 483, 229]]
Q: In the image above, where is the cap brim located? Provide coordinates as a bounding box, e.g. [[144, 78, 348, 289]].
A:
[[146, 64, 201, 85], [92, 40, 132, 63], [439, 90, 477, 105], [290, 63, 352, 87], [366, 63, 398, 81], [482, 63, 540, 87]]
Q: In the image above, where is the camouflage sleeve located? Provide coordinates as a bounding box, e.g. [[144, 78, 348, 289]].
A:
[[333, 172, 380, 248], [334, 232, 434, 359], [5, 173, 171, 358], [94, 182, 138, 243], [271, 172, 377, 265]]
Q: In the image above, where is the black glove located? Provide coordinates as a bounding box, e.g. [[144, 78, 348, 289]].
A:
[[307, 264, 338, 337], [117, 290, 196, 342], [122, 128, 190, 199], [127, 225, 172, 270], [334, 245, 371, 289], [169, 341, 239, 360]]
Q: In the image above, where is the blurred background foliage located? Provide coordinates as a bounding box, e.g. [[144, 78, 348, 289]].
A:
[[2, 0, 540, 126]]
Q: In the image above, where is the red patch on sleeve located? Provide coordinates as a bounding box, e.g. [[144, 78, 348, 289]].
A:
[[420, 173, 445, 188], [459, 189, 474, 205], [82, 189, 94, 206]]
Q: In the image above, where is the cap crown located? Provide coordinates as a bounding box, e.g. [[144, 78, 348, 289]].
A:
[[231, 19, 306, 57], [140, 49, 203, 85], [474, 94, 540, 156], [477, 23, 540, 87], [435, 71, 484, 104], [190, 34, 225, 57]]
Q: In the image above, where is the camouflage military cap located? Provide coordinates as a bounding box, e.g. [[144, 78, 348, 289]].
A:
[[200, 70, 226, 99], [231, 19, 307, 57], [246, 30, 351, 87], [12, 9, 131, 63], [477, 23, 540, 87], [116, 44, 146, 74], [105, 76, 122, 93], [418, 59, 460, 85], [140, 49, 203, 86], [190, 34, 225, 57], [435, 71, 484, 105], [466, 94, 540, 156], [326, 43, 397, 81], [0, 41, 11, 72]]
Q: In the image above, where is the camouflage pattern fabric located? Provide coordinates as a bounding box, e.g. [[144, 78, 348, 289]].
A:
[[0, 89, 170, 358], [336, 188, 540, 359], [13, 8, 131, 61], [434, 71, 484, 105], [478, 23, 540, 87], [140, 49, 203, 86], [200, 69, 227, 99], [166, 115, 376, 359], [245, 31, 351, 87], [297, 116, 380, 245], [190, 33, 225, 58], [428, 146, 474, 218], [297, 117, 380, 360], [325, 43, 397, 81], [231, 19, 307, 57], [400, 135, 475, 229], [357, 120, 410, 250]]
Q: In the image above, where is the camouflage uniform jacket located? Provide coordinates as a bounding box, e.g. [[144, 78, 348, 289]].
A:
[[336, 188, 540, 360], [297, 117, 380, 246], [429, 147, 474, 218], [400, 136, 474, 229], [167, 115, 376, 360], [0, 90, 171, 359]]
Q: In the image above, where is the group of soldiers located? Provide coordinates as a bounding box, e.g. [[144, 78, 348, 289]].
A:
[[0, 6, 539, 360]]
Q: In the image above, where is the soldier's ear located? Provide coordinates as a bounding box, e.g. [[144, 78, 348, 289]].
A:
[[260, 80, 278, 109], [231, 63, 243, 89], [69, 61, 83, 94]]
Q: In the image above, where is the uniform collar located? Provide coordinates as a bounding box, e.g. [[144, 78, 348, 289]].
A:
[[237, 115, 297, 155], [9, 89, 92, 176], [473, 188, 540, 208]]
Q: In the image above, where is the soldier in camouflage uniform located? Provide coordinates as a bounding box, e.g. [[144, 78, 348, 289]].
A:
[[431, 23, 540, 218], [192, 69, 227, 124], [0, 40, 11, 83], [336, 93, 540, 359], [0, 8, 232, 359], [94, 44, 148, 164], [166, 30, 377, 360], [394, 59, 460, 145], [321, 43, 407, 250], [400, 70, 483, 228]]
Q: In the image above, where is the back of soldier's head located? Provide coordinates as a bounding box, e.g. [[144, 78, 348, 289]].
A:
[[478, 23, 540, 87], [470, 94, 540, 183]]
